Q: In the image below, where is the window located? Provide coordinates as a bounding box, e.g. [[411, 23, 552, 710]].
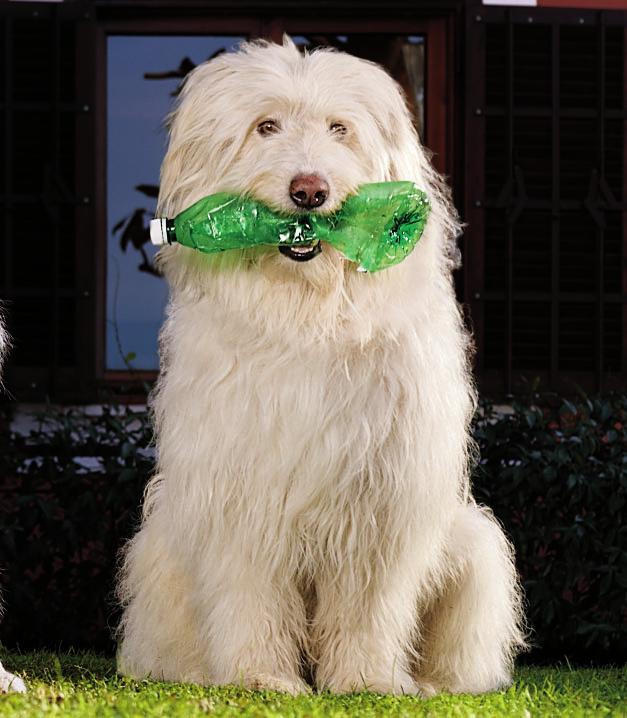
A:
[[465, 8, 627, 393], [101, 17, 449, 384]]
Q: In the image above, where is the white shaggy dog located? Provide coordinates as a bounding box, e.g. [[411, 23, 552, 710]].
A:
[[117, 38, 525, 695], [0, 318, 26, 694]]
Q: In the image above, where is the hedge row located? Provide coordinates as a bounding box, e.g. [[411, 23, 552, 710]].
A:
[[472, 392, 626, 663], [0, 392, 625, 663]]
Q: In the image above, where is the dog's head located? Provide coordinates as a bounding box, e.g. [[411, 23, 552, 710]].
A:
[[157, 38, 459, 328]]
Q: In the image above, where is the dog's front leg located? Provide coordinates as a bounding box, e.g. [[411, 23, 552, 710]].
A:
[[0, 661, 26, 693], [200, 569, 309, 694], [313, 557, 421, 695], [416, 504, 526, 694]]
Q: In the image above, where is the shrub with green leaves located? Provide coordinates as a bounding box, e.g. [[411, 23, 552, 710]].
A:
[[473, 392, 626, 663], [0, 393, 625, 662], [0, 405, 152, 650]]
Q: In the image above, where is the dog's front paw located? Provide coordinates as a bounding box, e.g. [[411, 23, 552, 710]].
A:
[[0, 665, 26, 694], [239, 672, 310, 695], [414, 680, 439, 697], [323, 670, 421, 696]]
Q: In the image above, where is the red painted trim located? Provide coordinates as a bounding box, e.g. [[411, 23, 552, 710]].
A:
[[540, 0, 627, 8], [425, 18, 450, 175], [485, 0, 627, 7]]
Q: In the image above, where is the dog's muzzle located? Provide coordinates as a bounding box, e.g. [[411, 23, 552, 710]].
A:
[[279, 240, 322, 262]]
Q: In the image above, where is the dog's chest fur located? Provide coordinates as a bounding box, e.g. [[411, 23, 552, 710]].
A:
[[158, 304, 426, 547]]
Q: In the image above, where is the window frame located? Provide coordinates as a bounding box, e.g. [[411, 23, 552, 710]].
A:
[[94, 12, 456, 391]]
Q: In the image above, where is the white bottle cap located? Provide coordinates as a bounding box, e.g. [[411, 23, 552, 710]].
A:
[[150, 218, 169, 245]]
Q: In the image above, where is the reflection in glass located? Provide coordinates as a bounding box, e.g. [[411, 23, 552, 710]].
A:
[[106, 36, 244, 370]]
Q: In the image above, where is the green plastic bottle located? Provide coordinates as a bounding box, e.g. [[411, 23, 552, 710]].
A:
[[150, 181, 430, 273]]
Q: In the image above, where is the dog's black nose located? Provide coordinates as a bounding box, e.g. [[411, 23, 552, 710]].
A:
[[289, 174, 329, 209]]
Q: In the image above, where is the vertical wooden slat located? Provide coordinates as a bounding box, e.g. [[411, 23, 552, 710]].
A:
[[49, 6, 61, 396], [75, 6, 99, 398], [2, 17, 12, 300], [94, 23, 107, 385], [425, 18, 450, 175], [464, 6, 487, 386], [550, 22, 559, 387], [505, 11, 514, 394], [596, 13, 606, 392]]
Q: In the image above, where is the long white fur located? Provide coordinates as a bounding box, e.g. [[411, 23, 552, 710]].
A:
[[0, 315, 26, 693], [0, 650, 24, 693], [117, 38, 526, 695]]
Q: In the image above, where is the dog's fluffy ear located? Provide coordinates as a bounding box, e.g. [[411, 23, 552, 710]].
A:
[[157, 57, 247, 218], [0, 309, 10, 377], [281, 34, 300, 53], [349, 62, 423, 185], [367, 66, 462, 267]]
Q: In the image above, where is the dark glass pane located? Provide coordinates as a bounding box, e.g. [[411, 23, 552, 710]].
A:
[[603, 303, 621, 372], [58, 297, 75, 367], [559, 302, 595, 370], [559, 212, 596, 294], [485, 116, 507, 197], [58, 206, 76, 290], [12, 110, 49, 193], [560, 26, 596, 109], [604, 211, 622, 295], [12, 18, 53, 103], [513, 117, 552, 199], [11, 206, 53, 289], [605, 119, 624, 201], [559, 118, 595, 201], [512, 301, 550, 370], [484, 301, 506, 369], [9, 297, 52, 366], [605, 27, 623, 111], [484, 209, 507, 292], [486, 23, 506, 107], [59, 22, 76, 103], [512, 212, 551, 293], [513, 25, 552, 108], [0, 17, 4, 103], [59, 110, 76, 195]]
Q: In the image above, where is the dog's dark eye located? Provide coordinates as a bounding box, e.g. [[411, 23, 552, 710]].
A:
[[329, 122, 348, 137], [257, 119, 280, 136]]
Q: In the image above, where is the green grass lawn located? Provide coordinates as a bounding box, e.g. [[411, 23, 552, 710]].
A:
[[0, 652, 624, 717]]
